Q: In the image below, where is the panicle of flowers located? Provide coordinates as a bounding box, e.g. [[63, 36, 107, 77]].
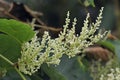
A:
[[100, 67, 120, 80], [18, 7, 107, 75], [57, 7, 107, 58], [18, 32, 51, 75]]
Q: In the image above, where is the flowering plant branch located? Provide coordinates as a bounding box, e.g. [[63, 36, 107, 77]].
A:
[[18, 7, 107, 75]]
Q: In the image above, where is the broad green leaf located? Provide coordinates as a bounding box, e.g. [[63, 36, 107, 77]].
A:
[[41, 64, 66, 80], [0, 34, 21, 68], [55, 55, 92, 80], [0, 19, 35, 75], [0, 19, 35, 43]]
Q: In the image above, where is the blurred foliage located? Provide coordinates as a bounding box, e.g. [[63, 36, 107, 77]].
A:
[[109, 40, 120, 60], [6, 0, 120, 38], [5, 0, 117, 33], [55, 55, 92, 80]]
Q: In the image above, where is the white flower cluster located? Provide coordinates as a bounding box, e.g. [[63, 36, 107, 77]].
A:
[[100, 67, 120, 80], [18, 7, 107, 75]]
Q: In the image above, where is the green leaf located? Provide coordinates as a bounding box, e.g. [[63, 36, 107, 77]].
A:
[[41, 64, 66, 80], [0, 34, 21, 78], [0, 19, 35, 43], [97, 40, 115, 53], [0, 19, 35, 73], [55, 56, 92, 80], [108, 40, 120, 59], [0, 34, 21, 66]]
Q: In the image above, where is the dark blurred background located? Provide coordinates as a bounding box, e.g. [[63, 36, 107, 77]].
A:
[[3, 0, 120, 38]]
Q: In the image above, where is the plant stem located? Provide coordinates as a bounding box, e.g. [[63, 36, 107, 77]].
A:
[[0, 54, 14, 65], [0, 54, 26, 80], [15, 67, 26, 80]]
